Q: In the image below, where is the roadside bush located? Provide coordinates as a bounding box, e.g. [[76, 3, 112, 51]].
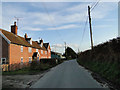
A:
[[30, 58, 63, 71]]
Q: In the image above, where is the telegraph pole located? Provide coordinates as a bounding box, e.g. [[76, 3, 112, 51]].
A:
[[88, 6, 94, 50], [64, 42, 67, 59]]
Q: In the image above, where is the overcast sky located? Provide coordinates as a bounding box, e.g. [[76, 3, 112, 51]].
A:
[[1, 1, 118, 53]]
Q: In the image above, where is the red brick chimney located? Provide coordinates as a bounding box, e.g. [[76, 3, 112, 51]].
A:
[[24, 33, 27, 39], [11, 22, 18, 35]]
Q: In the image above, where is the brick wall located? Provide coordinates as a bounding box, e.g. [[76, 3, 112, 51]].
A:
[[0, 35, 2, 61], [1, 37, 9, 64], [9, 44, 51, 65]]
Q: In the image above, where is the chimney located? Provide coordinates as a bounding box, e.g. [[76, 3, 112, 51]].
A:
[[11, 22, 18, 35], [24, 33, 27, 39]]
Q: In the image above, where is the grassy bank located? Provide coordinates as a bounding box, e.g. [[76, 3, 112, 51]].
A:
[[77, 38, 120, 88]]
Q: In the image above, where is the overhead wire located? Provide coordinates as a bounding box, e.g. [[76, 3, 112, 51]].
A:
[[91, 0, 101, 11], [41, 2, 65, 53], [41, 2, 65, 43], [79, 0, 100, 52], [78, 15, 88, 51]]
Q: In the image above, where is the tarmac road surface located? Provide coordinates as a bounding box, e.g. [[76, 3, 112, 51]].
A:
[[31, 60, 105, 88]]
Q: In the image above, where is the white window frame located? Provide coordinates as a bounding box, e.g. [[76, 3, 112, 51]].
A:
[[36, 49, 38, 52], [30, 40, 32, 45], [28, 47, 32, 53], [1, 58, 6, 64], [29, 57, 32, 63], [45, 51, 47, 54], [21, 46, 23, 52], [41, 50, 43, 54], [21, 57, 23, 63]]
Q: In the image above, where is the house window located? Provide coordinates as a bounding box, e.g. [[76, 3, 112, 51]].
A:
[[21, 46, 23, 52], [29, 57, 32, 63], [36, 49, 38, 52], [41, 50, 43, 54], [29, 47, 32, 53], [1, 58, 6, 64], [30, 40, 32, 45], [45, 51, 47, 54], [48, 50, 50, 53], [21, 57, 23, 63], [37, 57, 39, 61]]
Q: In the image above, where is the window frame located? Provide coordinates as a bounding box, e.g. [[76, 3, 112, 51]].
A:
[[36, 49, 38, 52], [45, 51, 47, 54], [41, 50, 43, 54], [28, 47, 32, 53], [21, 57, 23, 63], [1, 58, 6, 64], [29, 57, 32, 63], [21, 46, 23, 52]]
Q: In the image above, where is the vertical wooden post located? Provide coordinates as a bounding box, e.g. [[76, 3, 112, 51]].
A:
[[88, 6, 94, 50]]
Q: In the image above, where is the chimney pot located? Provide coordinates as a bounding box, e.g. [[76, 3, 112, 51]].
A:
[[14, 22, 16, 26]]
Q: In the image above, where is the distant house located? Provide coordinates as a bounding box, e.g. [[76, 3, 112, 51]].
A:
[[0, 22, 51, 71], [51, 51, 65, 59]]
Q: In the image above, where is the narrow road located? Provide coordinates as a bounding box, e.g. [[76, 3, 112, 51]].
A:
[[31, 60, 104, 88]]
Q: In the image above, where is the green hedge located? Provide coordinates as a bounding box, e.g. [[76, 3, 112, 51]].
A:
[[77, 37, 120, 86]]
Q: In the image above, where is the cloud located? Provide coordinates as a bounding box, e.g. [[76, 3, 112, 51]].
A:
[[93, 25, 112, 28], [47, 24, 80, 30], [51, 43, 79, 49], [52, 44, 64, 48], [51, 43, 79, 53], [67, 43, 79, 48], [23, 24, 80, 31], [2, 0, 120, 2], [2, 2, 117, 32], [23, 27, 43, 31]]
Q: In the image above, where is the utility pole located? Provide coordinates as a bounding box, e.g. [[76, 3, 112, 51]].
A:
[[64, 42, 67, 59], [78, 48, 80, 53], [88, 6, 94, 50]]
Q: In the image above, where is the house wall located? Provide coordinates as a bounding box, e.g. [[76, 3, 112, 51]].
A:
[[0, 35, 2, 61], [0, 36, 9, 64], [47, 45, 51, 58], [9, 44, 51, 65]]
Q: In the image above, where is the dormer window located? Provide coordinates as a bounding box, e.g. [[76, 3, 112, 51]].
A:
[[24, 34, 32, 45], [30, 39, 32, 45], [40, 44, 42, 47], [37, 39, 44, 47], [25, 37, 32, 45]]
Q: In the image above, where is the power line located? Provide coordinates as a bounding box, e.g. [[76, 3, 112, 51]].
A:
[[41, 2, 66, 53], [79, 0, 100, 51], [81, 16, 88, 43], [41, 2, 65, 43], [79, 15, 88, 51], [91, 0, 101, 11], [91, 2, 97, 9]]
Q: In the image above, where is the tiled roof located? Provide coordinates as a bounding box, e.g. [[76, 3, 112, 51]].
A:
[[0, 29, 46, 50], [43, 43, 49, 49], [51, 51, 62, 55]]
